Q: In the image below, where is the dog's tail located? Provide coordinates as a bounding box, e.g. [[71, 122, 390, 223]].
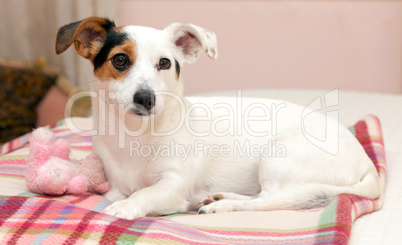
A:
[[348, 170, 381, 199]]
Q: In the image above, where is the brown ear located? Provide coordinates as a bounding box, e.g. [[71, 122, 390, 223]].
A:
[[55, 17, 115, 60]]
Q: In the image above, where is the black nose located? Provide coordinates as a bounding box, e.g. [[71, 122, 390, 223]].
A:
[[133, 90, 156, 111]]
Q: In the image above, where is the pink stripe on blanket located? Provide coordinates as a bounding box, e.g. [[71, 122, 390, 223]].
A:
[[0, 115, 387, 244]]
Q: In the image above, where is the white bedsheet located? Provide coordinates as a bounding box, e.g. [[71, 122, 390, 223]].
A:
[[196, 89, 402, 245]]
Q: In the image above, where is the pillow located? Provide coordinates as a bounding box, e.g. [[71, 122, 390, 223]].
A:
[[0, 58, 57, 143]]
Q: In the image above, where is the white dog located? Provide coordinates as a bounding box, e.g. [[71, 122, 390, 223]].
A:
[[56, 18, 380, 219]]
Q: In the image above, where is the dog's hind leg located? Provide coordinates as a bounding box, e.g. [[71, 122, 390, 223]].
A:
[[197, 184, 334, 214], [198, 174, 379, 214], [198, 122, 379, 214]]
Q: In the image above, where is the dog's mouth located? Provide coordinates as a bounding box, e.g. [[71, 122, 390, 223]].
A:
[[129, 108, 153, 117]]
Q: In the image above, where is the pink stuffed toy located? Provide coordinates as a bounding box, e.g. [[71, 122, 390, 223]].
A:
[[25, 127, 110, 195]]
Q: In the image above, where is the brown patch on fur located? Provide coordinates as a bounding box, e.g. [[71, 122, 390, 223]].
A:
[[212, 194, 223, 201], [94, 40, 136, 82], [74, 22, 108, 59], [198, 194, 224, 208], [56, 17, 112, 60], [202, 199, 214, 206]]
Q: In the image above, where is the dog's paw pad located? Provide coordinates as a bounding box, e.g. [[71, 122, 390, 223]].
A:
[[203, 198, 214, 205], [197, 193, 225, 209], [212, 194, 223, 201], [197, 198, 213, 208]]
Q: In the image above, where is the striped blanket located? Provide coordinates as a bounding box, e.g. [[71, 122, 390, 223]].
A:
[[0, 115, 385, 244]]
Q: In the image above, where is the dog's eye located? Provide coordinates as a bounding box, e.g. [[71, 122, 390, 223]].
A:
[[112, 53, 129, 70], [158, 58, 171, 70]]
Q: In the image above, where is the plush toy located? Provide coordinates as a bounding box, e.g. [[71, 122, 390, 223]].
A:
[[25, 127, 110, 195]]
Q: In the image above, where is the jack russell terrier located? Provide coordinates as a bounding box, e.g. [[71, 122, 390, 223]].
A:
[[55, 17, 380, 219]]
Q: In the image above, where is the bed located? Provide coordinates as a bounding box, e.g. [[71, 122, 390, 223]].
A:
[[0, 89, 400, 244]]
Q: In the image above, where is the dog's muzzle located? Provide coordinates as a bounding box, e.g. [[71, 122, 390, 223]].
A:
[[132, 89, 156, 116]]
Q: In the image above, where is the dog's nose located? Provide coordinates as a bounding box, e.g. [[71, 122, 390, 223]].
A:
[[133, 90, 156, 111]]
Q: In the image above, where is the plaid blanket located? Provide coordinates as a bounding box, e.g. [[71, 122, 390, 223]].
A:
[[0, 115, 385, 244]]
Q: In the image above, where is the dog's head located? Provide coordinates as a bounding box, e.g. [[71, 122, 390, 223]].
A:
[[56, 17, 217, 116]]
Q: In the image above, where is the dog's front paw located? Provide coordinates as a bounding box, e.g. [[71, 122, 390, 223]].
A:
[[102, 200, 144, 220], [198, 199, 237, 214], [103, 188, 127, 202]]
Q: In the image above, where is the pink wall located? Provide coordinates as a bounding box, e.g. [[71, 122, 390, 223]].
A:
[[118, 1, 402, 95]]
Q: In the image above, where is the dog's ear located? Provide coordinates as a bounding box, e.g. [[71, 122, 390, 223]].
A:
[[165, 23, 218, 65], [55, 17, 115, 60]]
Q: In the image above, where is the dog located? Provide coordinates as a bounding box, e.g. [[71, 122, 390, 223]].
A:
[[55, 17, 380, 219]]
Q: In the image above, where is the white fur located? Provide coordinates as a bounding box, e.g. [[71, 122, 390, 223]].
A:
[[84, 23, 380, 219]]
